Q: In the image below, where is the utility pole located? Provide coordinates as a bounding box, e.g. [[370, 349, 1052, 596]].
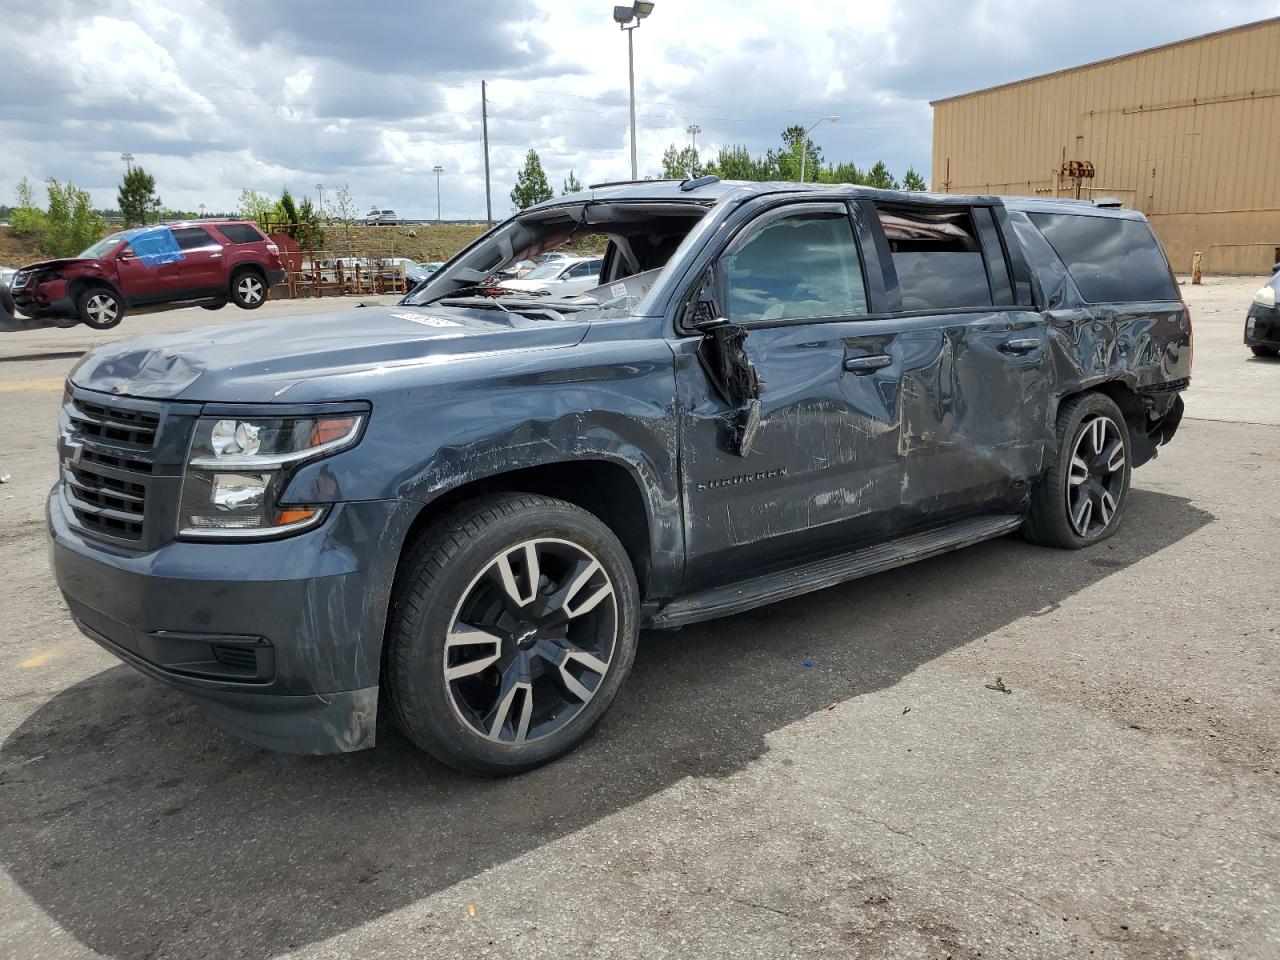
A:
[[315, 183, 325, 216], [481, 80, 493, 227], [433, 165, 444, 223]]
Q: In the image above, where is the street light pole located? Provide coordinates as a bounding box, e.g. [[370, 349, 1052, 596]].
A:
[[433, 165, 443, 223], [798, 115, 838, 184], [315, 183, 325, 216], [614, 3, 655, 180], [120, 152, 134, 174]]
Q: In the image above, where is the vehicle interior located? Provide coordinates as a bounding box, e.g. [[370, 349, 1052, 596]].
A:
[[406, 200, 713, 311]]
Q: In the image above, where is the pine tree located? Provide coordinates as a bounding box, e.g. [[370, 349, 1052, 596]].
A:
[[661, 145, 702, 179], [562, 170, 583, 195], [117, 166, 162, 226], [902, 167, 928, 191], [866, 161, 900, 190], [510, 150, 553, 210]]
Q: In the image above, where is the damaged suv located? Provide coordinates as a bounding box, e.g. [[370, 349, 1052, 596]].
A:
[[49, 178, 1190, 774]]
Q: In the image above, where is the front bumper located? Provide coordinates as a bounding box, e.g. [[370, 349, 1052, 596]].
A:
[[48, 486, 414, 754], [1245, 303, 1280, 349]]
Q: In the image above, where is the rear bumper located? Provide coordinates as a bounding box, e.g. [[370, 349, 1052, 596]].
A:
[[267, 269, 286, 286], [1246, 304, 1280, 349], [48, 486, 417, 754]]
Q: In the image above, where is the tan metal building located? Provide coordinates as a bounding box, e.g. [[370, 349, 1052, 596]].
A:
[[930, 17, 1280, 274]]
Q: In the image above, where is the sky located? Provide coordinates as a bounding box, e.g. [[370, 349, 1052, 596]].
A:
[[1, 0, 1277, 221]]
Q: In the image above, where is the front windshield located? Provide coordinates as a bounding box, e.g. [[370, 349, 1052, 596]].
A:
[[78, 232, 128, 259], [523, 261, 566, 281]]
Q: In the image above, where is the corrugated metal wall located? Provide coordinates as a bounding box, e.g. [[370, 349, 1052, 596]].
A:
[[931, 18, 1280, 274]]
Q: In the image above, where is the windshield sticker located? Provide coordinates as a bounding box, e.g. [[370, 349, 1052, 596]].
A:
[[391, 312, 461, 327], [126, 227, 185, 267], [610, 282, 629, 299]]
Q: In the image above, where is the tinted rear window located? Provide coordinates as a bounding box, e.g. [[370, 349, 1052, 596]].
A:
[[879, 206, 992, 311], [216, 223, 265, 244], [1027, 213, 1176, 302], [172, 227, 218, 251]]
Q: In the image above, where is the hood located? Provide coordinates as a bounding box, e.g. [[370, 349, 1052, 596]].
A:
[[70, 303, 590, 403], [17, 257, 99, 274]]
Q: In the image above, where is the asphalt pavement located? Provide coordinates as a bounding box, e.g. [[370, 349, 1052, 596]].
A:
[[0, 281, 1276, 959]]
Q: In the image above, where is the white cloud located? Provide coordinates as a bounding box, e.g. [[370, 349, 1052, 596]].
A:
[[2, 0, 1277, 219]]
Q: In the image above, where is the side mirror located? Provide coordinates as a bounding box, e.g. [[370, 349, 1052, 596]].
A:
[[687, 264, 729, 331]]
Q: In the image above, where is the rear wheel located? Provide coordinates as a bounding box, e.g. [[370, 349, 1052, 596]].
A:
[[1251, 345, 1278, 358], [76, 288, 124, 330], [229, 270, 267, 309], [385, 494, 640, 775], [1023, 392, 1132, 549]]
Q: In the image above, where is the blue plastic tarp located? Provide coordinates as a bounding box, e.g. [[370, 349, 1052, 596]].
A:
[[126, 227, 185, 266]]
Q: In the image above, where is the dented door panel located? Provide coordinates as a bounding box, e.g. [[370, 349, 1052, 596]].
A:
[[674, 319, 907, 591]]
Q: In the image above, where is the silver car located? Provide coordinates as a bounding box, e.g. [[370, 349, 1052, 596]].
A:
[[496, 256, 603, 297]]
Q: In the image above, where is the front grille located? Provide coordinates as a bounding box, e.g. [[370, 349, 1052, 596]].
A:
[[62, 393, 164, 544]]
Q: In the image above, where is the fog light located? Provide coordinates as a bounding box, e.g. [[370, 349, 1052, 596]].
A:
[[212, 473, 270, 510]]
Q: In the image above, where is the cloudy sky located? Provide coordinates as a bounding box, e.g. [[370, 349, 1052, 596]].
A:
[[2, 0, 1277, 220]]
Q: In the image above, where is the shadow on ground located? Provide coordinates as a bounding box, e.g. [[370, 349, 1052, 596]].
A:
[[0, 490, 1212, 959]]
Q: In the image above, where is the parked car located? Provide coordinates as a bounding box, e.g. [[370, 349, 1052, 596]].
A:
[[496, 256, 604, 296], [364, 209, 400, 225], [49, 180, 1190, 775], [0, 265, 16, 288], [7, 222, 285, 330], [1244, 267, 1280, 357]]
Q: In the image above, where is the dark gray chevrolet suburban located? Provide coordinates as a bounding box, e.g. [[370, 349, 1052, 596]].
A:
[[49, 179, 1191, 774]]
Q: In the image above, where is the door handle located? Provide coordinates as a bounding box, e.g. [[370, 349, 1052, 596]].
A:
[[843, 354, 892, 373], [999, 338, 1040, 355]]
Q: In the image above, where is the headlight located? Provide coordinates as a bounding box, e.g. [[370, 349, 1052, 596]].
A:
[[178, 412, 364, 539], [1254, 285, 1277, 308]]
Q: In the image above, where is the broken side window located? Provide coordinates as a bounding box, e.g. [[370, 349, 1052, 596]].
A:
[[878, 205, 993, 311]]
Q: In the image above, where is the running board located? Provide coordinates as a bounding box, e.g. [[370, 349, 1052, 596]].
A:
[[650, 514, 1024, 629]]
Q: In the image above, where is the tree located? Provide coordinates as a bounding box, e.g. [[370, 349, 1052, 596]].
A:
[[770, 124, 823, 181], [277, 187, 302, 240], [237, 189, 273, 231], [117, 166, 162, 226], [562, 170, 583, 195], [296, 196, 325, 247], [510, 150, 553, 210], [866, 161, 900, 190], [701, 144, 770, 181], [661, 144, 702, 179], [10, 177, 46, 236], [329, 184, 357, 244], [41, 178, 106, 257], [902, 167, 928, 191]]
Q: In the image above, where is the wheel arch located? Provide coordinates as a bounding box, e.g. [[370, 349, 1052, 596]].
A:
[[1054, 378, 1161, 468], [395, 458, 656, 601], [67, 276, 123, 303]]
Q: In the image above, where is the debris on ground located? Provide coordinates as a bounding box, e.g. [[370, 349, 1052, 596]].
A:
[[467, 904, 477, 918], [985, 676, 1012, 694], [0, 473, 10, 484], [803, 658, 814, 669]]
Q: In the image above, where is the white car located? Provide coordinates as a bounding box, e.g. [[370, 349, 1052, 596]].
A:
[[0, 266, 16, 289], [497, 256, 603, 297]]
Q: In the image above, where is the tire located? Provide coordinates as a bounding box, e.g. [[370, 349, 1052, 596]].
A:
[[385, 493, 640, 775], [1251, 345, 1278, 358], [1022, 392, 1132, 549], [229, 270, 268, 310], [76, 287, 124, 330]]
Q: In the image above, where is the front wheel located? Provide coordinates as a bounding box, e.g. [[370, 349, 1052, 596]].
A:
[[1023, 392, 1132, 549], [385, 494, 640, 775], [229, 271, 267, 309], [76, 288, 124, 330]]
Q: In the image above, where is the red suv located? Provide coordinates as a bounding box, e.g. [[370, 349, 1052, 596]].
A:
[[8, 220, 285, 329]]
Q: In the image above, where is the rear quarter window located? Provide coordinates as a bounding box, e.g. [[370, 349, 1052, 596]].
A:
[[215, 223, 266, 245], [1027, 213, 1177, 303], [877, 206, 994, 311]]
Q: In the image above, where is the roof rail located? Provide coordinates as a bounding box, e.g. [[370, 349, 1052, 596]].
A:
[[587, 178, 683, 189]]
